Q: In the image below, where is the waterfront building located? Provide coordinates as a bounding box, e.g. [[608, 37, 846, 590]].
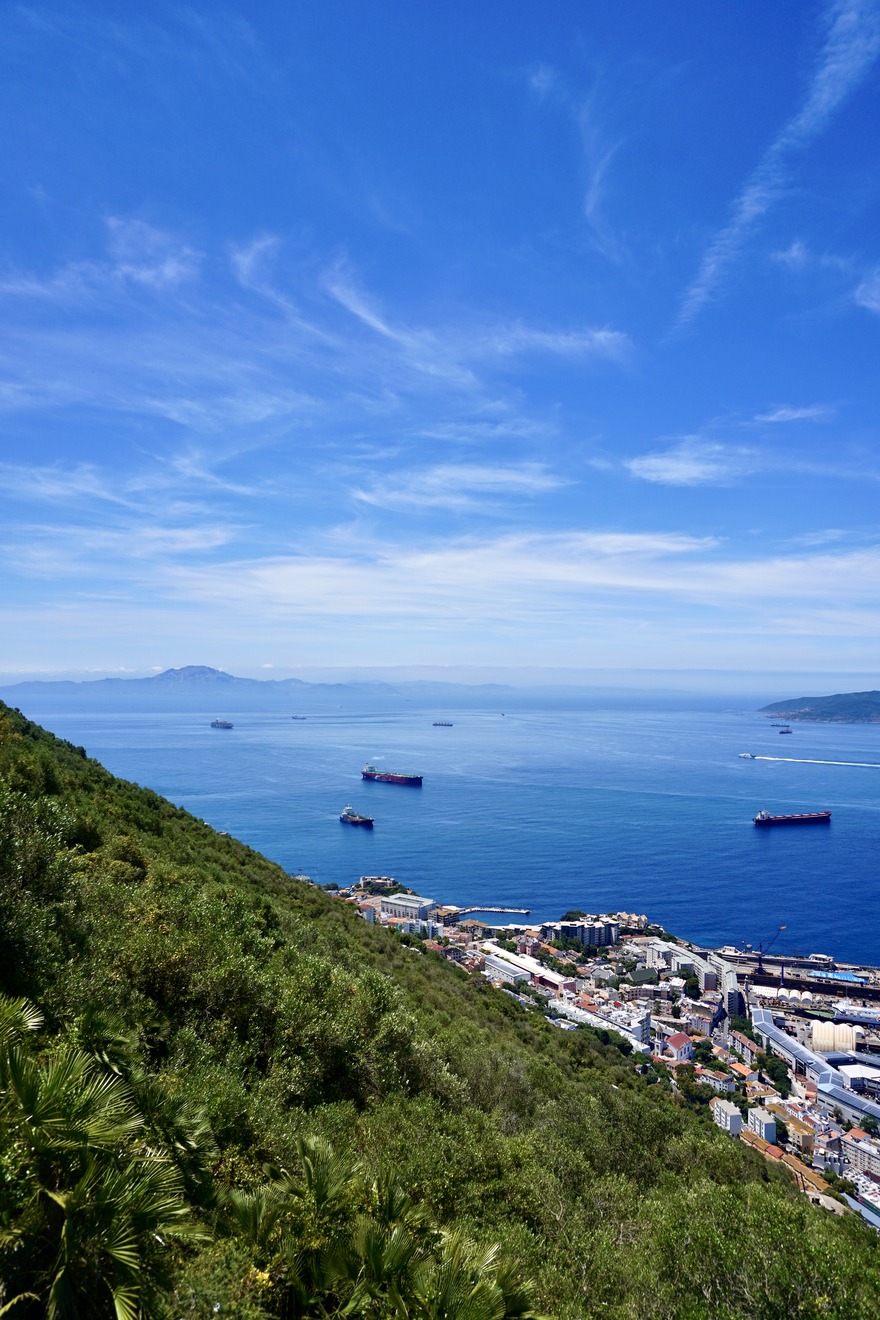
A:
[[380, 893, 436, 921], [540, 916, 619, 947]]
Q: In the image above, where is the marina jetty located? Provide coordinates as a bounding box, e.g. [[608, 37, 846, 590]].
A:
[[456, 905, 530, 915]]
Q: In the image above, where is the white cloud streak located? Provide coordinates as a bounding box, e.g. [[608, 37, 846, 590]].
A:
[[351, 462, 565, 512], [854, 268, 880, 312], [676, 0, 880, 327], [753, 404, 833, 423], [625, 440, 759, 486]]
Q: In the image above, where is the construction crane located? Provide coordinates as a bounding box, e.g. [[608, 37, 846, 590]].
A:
[[744, 925, 787, 975]]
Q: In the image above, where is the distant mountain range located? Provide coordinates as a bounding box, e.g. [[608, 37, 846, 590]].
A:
[[0, 664, 747, 715], [0, 665, 518, 713], [759, 690, 880, 723]]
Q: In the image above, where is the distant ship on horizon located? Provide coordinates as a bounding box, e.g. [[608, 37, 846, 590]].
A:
[[362, 764, 423, 786], [210, 718, 233, 729]]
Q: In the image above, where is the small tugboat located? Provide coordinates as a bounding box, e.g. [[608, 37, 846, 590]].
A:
[[210, 719, 233, 729], [340, 805, 374, 828]]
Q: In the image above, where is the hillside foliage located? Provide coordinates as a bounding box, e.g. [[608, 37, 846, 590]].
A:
[[1, 702, 879, 1317]]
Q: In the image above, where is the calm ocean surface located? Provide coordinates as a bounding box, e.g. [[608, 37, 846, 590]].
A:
[[32, 704, 880, 966]]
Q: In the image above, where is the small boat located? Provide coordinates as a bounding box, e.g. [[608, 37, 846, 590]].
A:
[[779, 728, 792, 734], [210, 719, 233, 729], [340, 805, 374, 828], [738, 752, 756, 758], [291, 715, 306, 721]]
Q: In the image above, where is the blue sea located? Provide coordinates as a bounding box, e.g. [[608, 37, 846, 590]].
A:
[[30, 704, 880, 966]]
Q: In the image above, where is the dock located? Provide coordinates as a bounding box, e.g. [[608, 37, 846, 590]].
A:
[[456, 905, 531, 915]]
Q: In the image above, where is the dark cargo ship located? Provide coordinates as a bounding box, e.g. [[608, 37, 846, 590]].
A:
[[362, 764, 423, 786], [754, 809, 831, 827], [210, 719, 233, 729], [340, 805, 374, 827]]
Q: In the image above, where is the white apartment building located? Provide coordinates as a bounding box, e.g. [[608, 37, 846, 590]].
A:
[[711, 1099, 743, 1136], [747, 1109, 777, 1144]]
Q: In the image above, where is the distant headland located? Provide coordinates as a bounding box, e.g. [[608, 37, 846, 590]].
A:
[[759, 690, 880, 724]]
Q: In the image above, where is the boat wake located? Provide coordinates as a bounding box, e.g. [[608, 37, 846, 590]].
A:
[[753, 756, 880, 769]]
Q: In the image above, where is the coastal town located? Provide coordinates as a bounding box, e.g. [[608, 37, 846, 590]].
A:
[[313, 872, 880, 1230]]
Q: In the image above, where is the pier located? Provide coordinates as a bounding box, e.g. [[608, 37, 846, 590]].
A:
[[456, 905, 531, 915]]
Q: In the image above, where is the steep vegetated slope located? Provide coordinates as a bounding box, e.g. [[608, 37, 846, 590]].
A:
[[1, 702, 878, 1318]]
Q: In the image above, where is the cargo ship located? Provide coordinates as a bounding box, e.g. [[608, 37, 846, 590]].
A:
[[753, 809, 831, 827], [362, 764, 423, 786], [432, 721, 453, 727], [210, 719, 233, 729], [339, 805, 374, 828], [779, 727, 792, 734]]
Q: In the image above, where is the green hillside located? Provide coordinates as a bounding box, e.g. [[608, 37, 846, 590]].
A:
[[1, 702, 878, 1318], [759, 690, 880, 722]]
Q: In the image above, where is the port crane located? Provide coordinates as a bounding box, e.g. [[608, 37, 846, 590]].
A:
[[744, 924, 787, 975]]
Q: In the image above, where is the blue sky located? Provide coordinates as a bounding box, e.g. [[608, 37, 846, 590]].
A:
[[2, 1, 880, 681]]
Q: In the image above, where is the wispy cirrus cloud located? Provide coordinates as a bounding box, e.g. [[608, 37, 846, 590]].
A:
[[676, 0, 880, 328], [351, 462, 564, 512], [854, 268, 880, 312], [527, 62, 627, 263], [0, 461, 136, 507], [483, 321, 630, 362], [324, 263, 630, 369], [0, 217, 200, 301], [625, 439, 759, 486], [753, 404, 834, 423], [626, 432, 880, 487]]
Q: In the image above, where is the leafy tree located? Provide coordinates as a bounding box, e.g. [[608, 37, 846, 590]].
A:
[[692, 1039, 716, 1066], [762, 1053, 792, 1098]]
